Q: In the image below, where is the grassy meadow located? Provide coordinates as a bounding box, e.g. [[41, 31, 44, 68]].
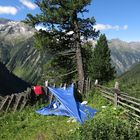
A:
[[0, 90, 140, 140]]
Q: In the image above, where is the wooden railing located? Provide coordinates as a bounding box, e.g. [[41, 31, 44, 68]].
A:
[[94, 80, 140, 121], [0, 88, 32, 112], [0, 82, 73, 113], [0, 78, 140, 122]]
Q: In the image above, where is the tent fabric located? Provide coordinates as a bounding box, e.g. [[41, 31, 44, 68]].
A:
[[36, 100, 71, 117], [48, 84, 83, 123], [33, 86, 44, 95], [36, 84, 97, 123]]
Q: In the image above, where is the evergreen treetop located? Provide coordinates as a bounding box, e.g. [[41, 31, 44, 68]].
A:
[[25, 0, 99, 51], [25, 0, 99, 92], [90, 34, 116, 83]]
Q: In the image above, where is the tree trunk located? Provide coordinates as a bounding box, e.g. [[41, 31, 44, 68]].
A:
[[76, 44, 84, 93], [73, 12, 85, 93]]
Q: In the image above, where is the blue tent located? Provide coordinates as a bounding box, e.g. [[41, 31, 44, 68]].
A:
[[36, 84, 97, 124]]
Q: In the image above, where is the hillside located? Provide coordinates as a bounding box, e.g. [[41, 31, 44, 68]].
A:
[[0, 62, 30, 96], [0, 19, 140, 84], [0, 19, 50, 84], [108, 39, 140, 75], [118, 62, 140, 97]]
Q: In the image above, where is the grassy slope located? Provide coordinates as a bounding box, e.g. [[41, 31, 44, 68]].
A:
[[0, 91, 109, 140], [0, 89, 140, 140], [0, 106, 78, 140], [118, 62, 140, 98], [0, 90, 139, 140]]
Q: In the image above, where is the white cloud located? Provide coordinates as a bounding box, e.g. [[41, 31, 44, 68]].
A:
[[94, 24, 128, 31], [0, 6, 18, 15], [19, 0, 37, 10]]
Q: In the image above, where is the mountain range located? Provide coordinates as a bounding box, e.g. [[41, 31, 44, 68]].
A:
[[0, 18, 140, 84]]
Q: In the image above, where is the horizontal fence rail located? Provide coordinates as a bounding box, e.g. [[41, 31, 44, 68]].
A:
[[94, 80, 140, 122]]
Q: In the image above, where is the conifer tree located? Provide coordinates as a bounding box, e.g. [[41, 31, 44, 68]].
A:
[[90, 34, 115, 83], [25, 0, 99, 92]]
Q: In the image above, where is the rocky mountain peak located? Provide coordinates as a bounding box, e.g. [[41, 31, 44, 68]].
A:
[[0, 18, 36, 42]]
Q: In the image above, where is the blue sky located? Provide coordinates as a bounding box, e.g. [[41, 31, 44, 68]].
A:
[[0, 0, 140, 42]]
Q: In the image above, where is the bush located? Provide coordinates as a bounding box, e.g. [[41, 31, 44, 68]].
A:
[[62, 106, 140, 140]]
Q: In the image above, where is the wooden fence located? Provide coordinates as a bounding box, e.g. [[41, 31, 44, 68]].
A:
[[0, 78, 140, 123], [94, 80, 140, 122], [0, 88, 32, 112], [0, 81, 76, 113]]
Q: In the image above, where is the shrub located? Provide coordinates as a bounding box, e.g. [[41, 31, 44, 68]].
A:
[[62, 107, 140, 140]]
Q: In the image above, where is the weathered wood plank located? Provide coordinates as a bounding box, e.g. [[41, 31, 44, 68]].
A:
[[5, 94, 15, 112], [96, 85, 114, 93], [118, 101, 140, 113], [101, 93, 114, 101], [20, 99, 27, 111], [14, 95, 24, 112], [99, 89, 114, 97], [120, 94, 140, 102], [118, 96, 140, 107], [0, 96, 10, 111], [129, 112, 140, 120]]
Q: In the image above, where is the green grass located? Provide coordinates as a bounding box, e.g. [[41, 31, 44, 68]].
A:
[[0, 90, 109, 140], [0, 90, 139, 140], [0, 106, 79, 140], [13, 66, 26, 78]]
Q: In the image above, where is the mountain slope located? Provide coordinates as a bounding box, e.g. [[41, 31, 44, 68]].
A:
[[108, 39, 140, 74], [0, 19, 50, 84], [119, 62, 140, 83], [0, 62, 30, 96], [118, 62, 140, 97]]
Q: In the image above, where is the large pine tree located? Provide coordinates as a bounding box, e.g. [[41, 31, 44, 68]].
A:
[[90, 34, 115, 83], [25, 0, 99, 92]]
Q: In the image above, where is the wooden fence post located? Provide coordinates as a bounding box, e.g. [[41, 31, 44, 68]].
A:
[[44, 80, 50, 103], [45, 80, 49, 95], [5, 94, 15, 112], [0, 96, 10, 111], [60, 83, 63, 87], [88, 78, 91, 91], [114, 82, 120, 106], [95, 79, 98, 86], [64, 83, 67, 90], [85, 78, 88, 94], [49, 83, 56, 104]]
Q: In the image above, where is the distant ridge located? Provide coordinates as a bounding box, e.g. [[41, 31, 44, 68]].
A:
[[0, 62, 30, 96]]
